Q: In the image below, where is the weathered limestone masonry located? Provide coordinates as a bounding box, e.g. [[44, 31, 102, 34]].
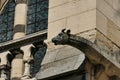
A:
[[37, 0, 120, 80], [96, 0, 120, 70]]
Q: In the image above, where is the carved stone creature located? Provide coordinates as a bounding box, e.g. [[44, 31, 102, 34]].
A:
[[52, 29, 120, 79], [52, 29, 70, 45]]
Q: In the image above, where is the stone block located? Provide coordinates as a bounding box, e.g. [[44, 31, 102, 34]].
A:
[[67, 9, 96, 34], [49, 0, 68, 8], [107, 19, 120, 47], [49, 0, 96, 22], [78, 29, 96, 42], [97, 0, 120, 28], [14, 4, 27, 26], [55, 46, 82, 61], [96, 10, 107, 36], [47, 19, 66, 42], [113, 0, 120, 12], [96, 31, 113, 55], [112, 44, 120, 62], [104, 0, 113, 7], [74, 53, 85, 69], [41, 50, 58, 65], [42, 45, 84, 64], [36, 53, 85, 79], [11, 59, 23, 79], [36, 55, 79, 79]]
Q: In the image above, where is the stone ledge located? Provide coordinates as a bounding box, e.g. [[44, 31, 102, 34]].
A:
[[36, 52, 85, 79]]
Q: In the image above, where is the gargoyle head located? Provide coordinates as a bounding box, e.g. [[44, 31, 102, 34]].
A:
[[52, 29, 71, 45]]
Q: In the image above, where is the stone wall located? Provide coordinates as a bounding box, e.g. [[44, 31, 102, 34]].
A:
[[96, 0, 120, 65], [97, 0, 120, 47], [47, 0, 96, 42]]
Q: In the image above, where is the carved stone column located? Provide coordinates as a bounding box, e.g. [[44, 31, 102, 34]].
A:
[[0, 51, 14, 80], [21, 44, 36, 80], [11, 50, 24, 80], [11, 0, 28, 79], [13, 0, 28, 39]]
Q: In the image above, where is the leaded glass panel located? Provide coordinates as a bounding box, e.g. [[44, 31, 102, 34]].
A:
[[0, 0, 48, 42], [27, 0, 48, 34], [0, 0, 15, 42]]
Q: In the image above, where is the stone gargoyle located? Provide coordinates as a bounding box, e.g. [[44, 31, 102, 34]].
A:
[[52, 29, 120, 79]]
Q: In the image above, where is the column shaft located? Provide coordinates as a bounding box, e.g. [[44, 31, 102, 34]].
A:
[[13, 3, 27, 39], [11, 1, 28, 79]]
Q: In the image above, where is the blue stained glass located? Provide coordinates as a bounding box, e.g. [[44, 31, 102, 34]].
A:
[[36, 20, 47, 31], [0, 24, 7, 33], [8, 23, 13, 31], [28, 0, 36, 5], [30, 46, 47, 76], [27, 0, 48, 34], [27, 14, 35, 24], [8, 2, 15, 11], [2, 7, 8, 15], [37, 0, 45, 2], [8, 12, 14, 21], [0, 0, 48, 42], [8, 6, 14, 12], [26, 24, 35, 34], [0, 33, 7, 42], [36, 11, 48, 21], [28, 4, 36, 14], [0, 17, 2, 24], [2, 14, 8, 23], [7, 31, 13, 40], [37, 1, 48, 12], [0, 0, 15, 42]]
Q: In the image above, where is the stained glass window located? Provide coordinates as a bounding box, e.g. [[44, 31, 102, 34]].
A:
[[27, 0, 48, 34], [0, 0, 15, 42], [0, 0, 49, 42]]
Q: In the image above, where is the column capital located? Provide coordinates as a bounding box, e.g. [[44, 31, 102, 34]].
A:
[[21, 44, 36, 63], [14, 0, 28, 4]]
